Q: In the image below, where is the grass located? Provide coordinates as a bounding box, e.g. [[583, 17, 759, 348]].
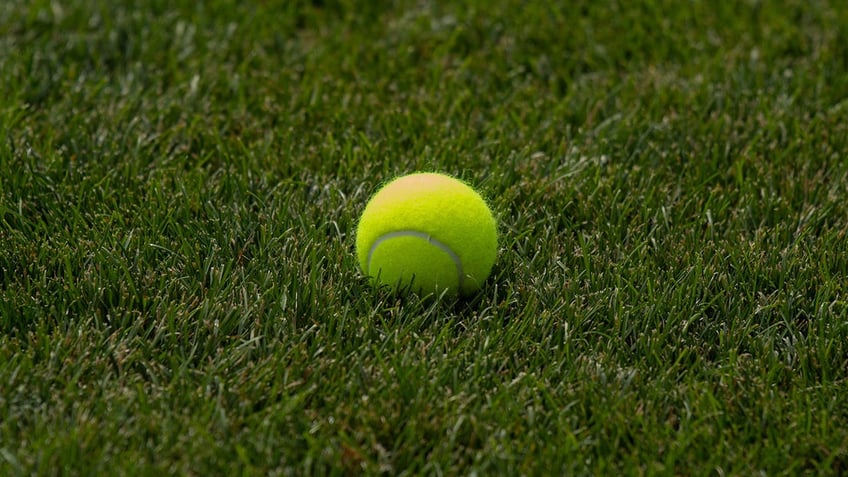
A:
[[1, 0, 848, 474]]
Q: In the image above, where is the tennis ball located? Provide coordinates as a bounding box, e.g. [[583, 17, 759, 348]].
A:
[[356, 172, 498, 297]]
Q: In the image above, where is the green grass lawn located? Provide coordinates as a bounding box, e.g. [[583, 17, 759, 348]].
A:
[[2, 0, 848, 474]]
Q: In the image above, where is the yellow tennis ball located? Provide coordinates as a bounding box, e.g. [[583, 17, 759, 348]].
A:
[[356, 172, 498, 296]]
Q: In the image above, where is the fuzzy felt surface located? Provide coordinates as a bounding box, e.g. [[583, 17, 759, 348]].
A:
[[366, 233, 460, 295], [356, 173, 498, 295]]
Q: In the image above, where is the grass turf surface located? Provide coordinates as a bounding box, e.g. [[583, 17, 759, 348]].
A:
[[2, 0, 848, 474]]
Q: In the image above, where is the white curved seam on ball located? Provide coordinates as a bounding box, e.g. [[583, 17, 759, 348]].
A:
[[367, 230, 464, 290]]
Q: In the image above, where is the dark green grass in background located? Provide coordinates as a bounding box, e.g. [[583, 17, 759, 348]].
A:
[[2, 0, 848, 474]]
